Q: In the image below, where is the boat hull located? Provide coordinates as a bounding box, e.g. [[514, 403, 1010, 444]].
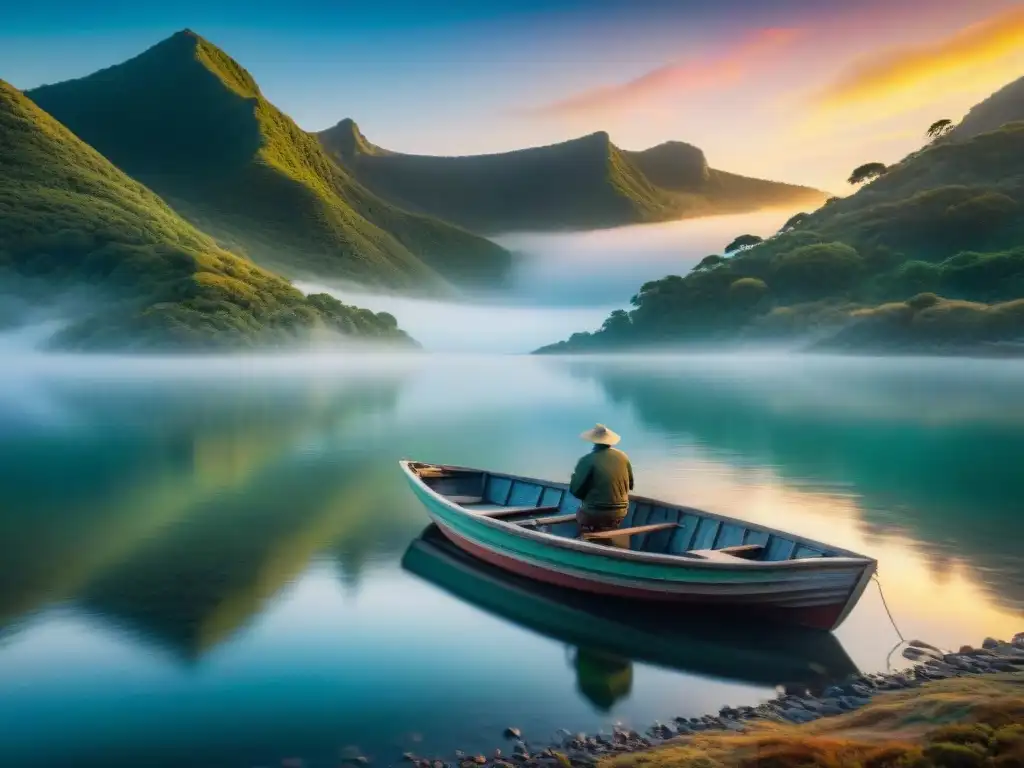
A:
[[435, 521, 849, 631], [402, 527, 860, 690], [401, 462, 876, 632]]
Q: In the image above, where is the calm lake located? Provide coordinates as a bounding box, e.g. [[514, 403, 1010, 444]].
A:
[[0, 352, 1022, 768]]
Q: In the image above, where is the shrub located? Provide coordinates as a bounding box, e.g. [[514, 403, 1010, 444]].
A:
[[942, 192, 1017, 240], [939, 248, 1024, 300], [907, 292, 942, 310], [926, 724, 993, 748], [888, 260, 942, 297], [728, 277, 769, 308], [922, 742, 986, 768], [771, 242, 864, 298]]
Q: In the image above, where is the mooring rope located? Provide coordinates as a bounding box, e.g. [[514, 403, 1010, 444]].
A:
[[873, 572, 907, 671], [873, 572, 905, 644]]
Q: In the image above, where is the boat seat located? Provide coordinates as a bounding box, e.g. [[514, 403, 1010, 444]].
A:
[[581, 521, 678, 543], [687, 549, 753, 563], [477, 505, 561, 520], [519, 513, 578, 527], [716, 544, 764, 560]]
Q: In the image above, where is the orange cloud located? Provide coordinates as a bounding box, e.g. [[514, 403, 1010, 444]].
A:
[[525, 27, 802, 118], [813, 6, 1024, 111]]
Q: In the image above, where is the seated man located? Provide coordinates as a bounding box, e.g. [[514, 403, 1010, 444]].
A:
[[569, 424, 634, 542]]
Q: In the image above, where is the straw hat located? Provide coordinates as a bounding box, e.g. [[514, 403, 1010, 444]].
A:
[[580, 423, 621, 446]]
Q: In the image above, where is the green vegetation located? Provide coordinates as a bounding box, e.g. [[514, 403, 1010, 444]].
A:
[[948, 75, 1024, 142], [318, 121, 827, 233], [725, 234, 764, 253], [601, 675, 1024, 768], [537, 117, 1024, 355], [928, 119, 955, 140], [27, 30, 510, 293], [0, 79, 414, 350], [848, 162, 889, 185]]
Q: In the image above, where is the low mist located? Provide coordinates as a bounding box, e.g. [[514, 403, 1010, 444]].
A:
[[0, 210, 800, 356], [303, 209, 801, 352], [495, 209, 798, 308]]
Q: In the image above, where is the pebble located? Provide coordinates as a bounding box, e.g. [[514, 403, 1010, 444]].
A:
[[413, 633, 1022, 768]]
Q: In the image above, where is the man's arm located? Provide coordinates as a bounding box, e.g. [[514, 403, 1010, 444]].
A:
[[627, 459, 634, 491], [569, 456, 592, 500]]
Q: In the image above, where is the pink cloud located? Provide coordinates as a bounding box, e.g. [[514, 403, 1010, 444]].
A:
[[525, 27, 803, 119]]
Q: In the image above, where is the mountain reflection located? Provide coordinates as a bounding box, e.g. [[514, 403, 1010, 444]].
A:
[[0, 371, 410, 649], [564, 358, 1024, 612], [403, 525, 858, 708]]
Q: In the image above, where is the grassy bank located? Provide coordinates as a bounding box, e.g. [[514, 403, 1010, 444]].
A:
[[598, 675, 1023, 768]]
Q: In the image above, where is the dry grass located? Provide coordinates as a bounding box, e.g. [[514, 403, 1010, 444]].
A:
[[601, 675, 1024, 768]]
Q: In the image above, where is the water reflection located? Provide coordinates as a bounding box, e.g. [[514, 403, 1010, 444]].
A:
[[562, 356, 1024, 613], [0, 369, 410, 644], [573, 649, 633, 712], [0, 354, 1020, 768], [402, 525, 858, 711], [79, 450, 396, 659]]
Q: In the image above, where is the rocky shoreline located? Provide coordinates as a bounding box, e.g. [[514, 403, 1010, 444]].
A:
[[395, 634, 1024, 768]]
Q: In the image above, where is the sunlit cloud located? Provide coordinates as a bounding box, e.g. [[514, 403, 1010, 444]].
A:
[[522, 27, 802, 119], [812, 6, 1024, 115]]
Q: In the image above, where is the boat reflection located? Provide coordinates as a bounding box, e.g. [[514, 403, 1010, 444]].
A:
[[402, 525, 858, 709]]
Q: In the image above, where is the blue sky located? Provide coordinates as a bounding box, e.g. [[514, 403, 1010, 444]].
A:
[[3, 0, 1022, 191]]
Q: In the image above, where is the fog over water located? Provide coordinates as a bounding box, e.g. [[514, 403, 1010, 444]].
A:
[[298, 209, 801, 352]]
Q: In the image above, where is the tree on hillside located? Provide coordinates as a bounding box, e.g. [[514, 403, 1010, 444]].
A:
[[601, 309, 632, 339], [724, 234, 763, 254], [692, 254, 726, 272], [847, 163, 888, 185], [927, 119, 954, 139], [779, 212, 810, 233], [824, 196, 840, 205]]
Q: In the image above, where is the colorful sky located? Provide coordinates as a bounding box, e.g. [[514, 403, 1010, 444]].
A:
[[4, 0, 1024, 192]]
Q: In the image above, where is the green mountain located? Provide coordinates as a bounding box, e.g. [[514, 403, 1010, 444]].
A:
[[26, 30, 511, 293], [947, 75, 1024, 142], [318, 120, 827, 233], [536, 118, 1024, 355], [0, 78, 413, 350]]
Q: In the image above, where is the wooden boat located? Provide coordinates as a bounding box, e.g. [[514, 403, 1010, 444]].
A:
[[403, 526, 859, 696], [399, 461, 877, 631]]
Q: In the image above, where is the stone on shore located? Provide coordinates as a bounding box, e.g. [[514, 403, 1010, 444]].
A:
[[419, 633, 1024, 768]]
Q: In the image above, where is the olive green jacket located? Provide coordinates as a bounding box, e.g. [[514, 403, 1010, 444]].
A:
[[569, 446, 634, 511]]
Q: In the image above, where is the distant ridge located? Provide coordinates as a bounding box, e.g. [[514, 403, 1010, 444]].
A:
[[318, 120, 827, 233], [27, 30, 511, 294]]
